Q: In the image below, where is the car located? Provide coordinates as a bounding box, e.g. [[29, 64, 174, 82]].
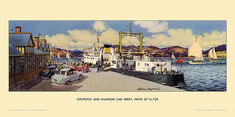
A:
[[71, 66, 89, 73], [38, 66, 57, 79], [50, 68, 83, 85]]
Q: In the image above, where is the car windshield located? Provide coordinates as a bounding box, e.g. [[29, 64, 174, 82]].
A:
[[58, 71, 67, 75], [43, 69, 50, 72]]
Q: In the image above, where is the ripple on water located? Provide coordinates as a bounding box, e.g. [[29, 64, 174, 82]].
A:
[[174, 62, 226, 91]]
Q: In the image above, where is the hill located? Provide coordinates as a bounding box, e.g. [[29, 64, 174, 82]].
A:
[[51, 44, 226, 58], [162, 46, 188, 57]]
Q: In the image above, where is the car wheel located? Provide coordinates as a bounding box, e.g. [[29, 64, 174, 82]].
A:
[[65, 81, 70, 85], [79, 75, 83, 79]]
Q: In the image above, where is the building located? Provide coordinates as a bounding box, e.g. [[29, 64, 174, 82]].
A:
[[9, 44, 23, 85], [34, 36, 50, 69], [38, 34, 51, 62], [9, 26, 50, 86]]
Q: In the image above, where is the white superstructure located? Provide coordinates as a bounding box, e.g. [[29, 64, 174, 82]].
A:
[[109, 47, 173, 73], [82, 30, 102, 64], [83, 46, 101, 64]]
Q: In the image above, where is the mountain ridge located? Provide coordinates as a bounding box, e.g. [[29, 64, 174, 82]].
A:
[[51, 44, 226, 58]]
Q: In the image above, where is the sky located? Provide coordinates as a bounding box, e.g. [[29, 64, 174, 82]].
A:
[[9, 20, 226, 50]]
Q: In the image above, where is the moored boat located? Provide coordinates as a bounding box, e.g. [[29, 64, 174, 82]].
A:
[[101, 21, 186, 87]]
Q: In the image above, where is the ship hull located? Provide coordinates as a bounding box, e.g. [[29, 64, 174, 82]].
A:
[[188, 61, 204, 64], [110, 68, 185, 87]]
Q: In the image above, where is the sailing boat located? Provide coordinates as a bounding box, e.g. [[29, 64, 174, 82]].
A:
[[57, 53, 60, 58], [188, 37, 204, 64], [171, 52, 176, 59], [208, 46, 217, 62], [66, 51, 71, 59]]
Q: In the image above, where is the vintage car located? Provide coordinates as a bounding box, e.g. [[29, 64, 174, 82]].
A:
[[51, 68, 83, 85], [38, 66, 57, 79], [71, 66, 89, 73]]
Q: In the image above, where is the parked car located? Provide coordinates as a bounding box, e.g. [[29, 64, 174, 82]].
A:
[[71, 66, 89, 73], [51, 68, 83, 85], [38, 66, 57, 79]]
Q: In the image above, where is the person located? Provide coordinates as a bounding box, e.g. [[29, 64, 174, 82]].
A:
[[54, 68, 59, 74], [89, 62, 92, 68], [97, 60, 101, 72], [151, 66, 155, 74]]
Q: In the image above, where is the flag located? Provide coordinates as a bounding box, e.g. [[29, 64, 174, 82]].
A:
[[177, 59, 184, 64]]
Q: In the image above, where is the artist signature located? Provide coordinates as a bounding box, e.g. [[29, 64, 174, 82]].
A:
[[137, 88, 160, 91]]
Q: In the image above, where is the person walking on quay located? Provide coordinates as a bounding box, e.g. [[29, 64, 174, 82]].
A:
[[97, 60, 101, 72]]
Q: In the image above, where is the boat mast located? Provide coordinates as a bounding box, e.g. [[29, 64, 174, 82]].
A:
[[130, 21, 132, 35], [97, 28, 100, 51]]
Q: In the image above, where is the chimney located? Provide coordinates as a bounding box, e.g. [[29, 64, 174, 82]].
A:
[[34, 36, 39, 49], [15, 26, 21, 33]]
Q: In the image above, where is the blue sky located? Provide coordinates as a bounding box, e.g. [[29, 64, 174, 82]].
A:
[[9, 20, 226, 36], [9, 20, 226, 50]]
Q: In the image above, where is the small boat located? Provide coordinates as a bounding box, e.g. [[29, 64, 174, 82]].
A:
[[188, 37, 204, 64], [208, 46, 217, 62], [171, 52, 176, 59], [57, 53, 60, 58], [66, 51, 71, 59]]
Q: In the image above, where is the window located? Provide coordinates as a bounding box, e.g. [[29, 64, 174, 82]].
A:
[[59, 71, 66, 75]]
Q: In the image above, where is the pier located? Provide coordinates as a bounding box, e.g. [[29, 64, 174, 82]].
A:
[[28, 70, 184, 92]]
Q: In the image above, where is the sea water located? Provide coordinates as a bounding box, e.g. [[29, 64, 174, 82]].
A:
[[171, 59, 227, 91]]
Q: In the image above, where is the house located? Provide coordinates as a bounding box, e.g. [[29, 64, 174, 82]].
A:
[[9, 26, 35, 81], [9, 26, 50, 86], [9, 44, 23, 85], [34, 36, 50, 69]]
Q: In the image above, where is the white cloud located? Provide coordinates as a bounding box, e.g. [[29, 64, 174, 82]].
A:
[[100, 28, 119, 45], [143, 28, 226, 49], [100, 28, 141, 46], [134, 21, 168, 33], [199, 31, 226, 48], [144, 34, 171, 46], [93, 21, 106, 31], [46, 24, 226, 51], [46, 29, 97, 50], [167, 28, 196, 47]]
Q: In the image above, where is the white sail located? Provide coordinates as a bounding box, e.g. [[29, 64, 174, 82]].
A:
[[57, 53, 60, 58], [188, 37, 203, 61], [208, 47, 217, 59], [171, 52, 176, 59], [66, 52, 71, 59]]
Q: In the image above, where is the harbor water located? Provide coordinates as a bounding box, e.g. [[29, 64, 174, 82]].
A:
[[172, 59, 226, 91]]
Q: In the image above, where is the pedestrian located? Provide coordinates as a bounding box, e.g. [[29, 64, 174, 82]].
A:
[[54, 68, 59, 74], [97, 60, 100, 72]]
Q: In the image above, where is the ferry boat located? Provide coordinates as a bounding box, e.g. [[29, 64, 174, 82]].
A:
[[99, 22, 186, 87], [106, 47, 185, 87], [82, 30, 102, 64]]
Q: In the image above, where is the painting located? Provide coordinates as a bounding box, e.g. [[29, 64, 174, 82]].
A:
[[9, 20, 226, 92]]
